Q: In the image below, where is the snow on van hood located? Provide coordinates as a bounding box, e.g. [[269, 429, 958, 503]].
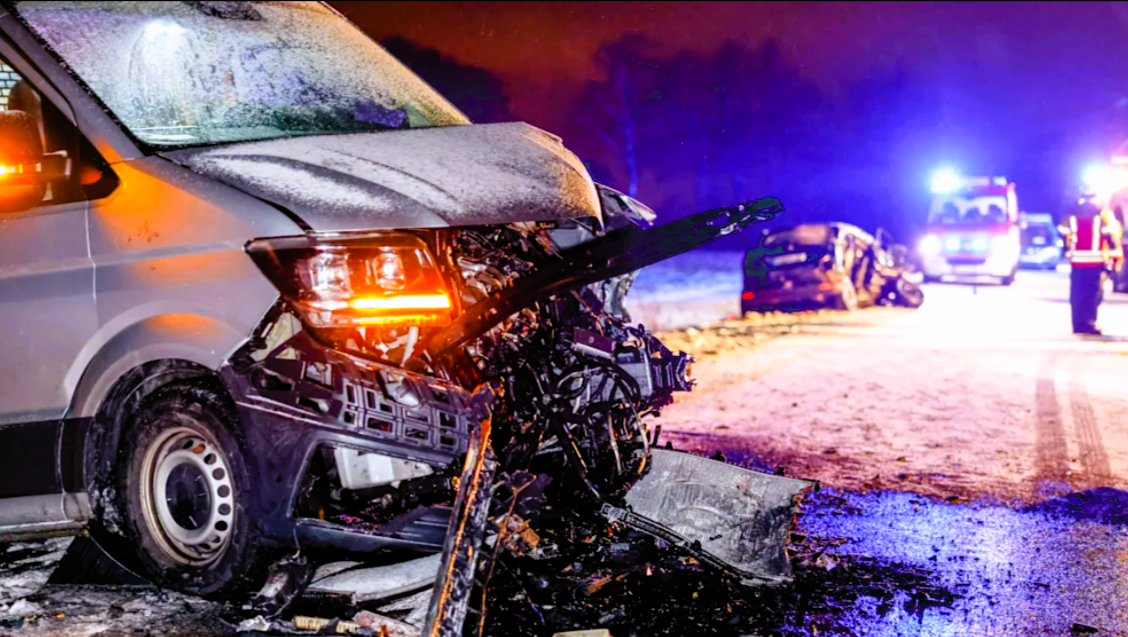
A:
[[162, 122, 601, 232]]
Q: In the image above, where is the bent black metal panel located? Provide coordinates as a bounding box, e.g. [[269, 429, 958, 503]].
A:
[[615, 449, 814, 583]]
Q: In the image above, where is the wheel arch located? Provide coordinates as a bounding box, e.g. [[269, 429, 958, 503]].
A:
[[66, 314, 250, 503]]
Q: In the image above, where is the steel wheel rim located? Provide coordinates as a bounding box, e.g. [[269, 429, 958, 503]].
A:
[[139, 424, 236, 566]]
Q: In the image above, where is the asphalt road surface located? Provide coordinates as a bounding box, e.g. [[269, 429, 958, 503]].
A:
[[7, 268, 1128, 636]]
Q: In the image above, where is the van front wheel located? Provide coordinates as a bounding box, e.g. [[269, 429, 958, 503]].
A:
[[118, 382, 269, 599]]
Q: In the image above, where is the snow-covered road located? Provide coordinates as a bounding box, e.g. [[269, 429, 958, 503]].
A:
[[10, 266, 1128, 636], [656, 268, 1128, 505]]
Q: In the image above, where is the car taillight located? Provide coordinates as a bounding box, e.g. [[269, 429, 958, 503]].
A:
[[246, 232, 453, 329], [742, 291, 755, 300]]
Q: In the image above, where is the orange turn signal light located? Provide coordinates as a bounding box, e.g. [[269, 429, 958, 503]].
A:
[[354, 313, 448, 326], [350, 294, 452, 311], [818, 282, 835, 291]]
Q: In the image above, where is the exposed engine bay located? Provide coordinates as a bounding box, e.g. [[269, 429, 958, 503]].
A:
[[211, 191, 811, 635]]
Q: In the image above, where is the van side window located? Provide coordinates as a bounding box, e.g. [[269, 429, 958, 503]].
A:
[[0, 63, 20, 108], [0, 57, 117, 212]]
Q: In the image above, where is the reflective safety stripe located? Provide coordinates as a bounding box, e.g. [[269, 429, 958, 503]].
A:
[[1068, 215, 1109, 265]]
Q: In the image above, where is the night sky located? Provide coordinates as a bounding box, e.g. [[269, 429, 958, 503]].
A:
[[332, 1, 1128, 238]]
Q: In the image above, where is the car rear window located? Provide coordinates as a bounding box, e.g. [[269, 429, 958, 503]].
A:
[[763, 224, 831, 247]]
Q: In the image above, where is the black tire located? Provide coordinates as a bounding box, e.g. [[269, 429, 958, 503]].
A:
[[117, 381, 270, 599], [894, 279, 925, 308]]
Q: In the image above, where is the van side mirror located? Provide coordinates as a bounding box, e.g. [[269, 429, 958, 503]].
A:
[[0, 110, 66, 214]]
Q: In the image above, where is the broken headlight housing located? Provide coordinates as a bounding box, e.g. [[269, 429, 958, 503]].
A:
[[246, 233, 454, 330]]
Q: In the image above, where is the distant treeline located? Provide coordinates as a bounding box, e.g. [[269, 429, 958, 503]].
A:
[[383, 35, 1085, 250]]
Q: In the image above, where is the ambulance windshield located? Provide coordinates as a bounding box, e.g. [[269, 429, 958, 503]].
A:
[[929, 197, 1009, 225]]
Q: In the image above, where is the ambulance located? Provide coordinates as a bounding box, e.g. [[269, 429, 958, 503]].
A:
[[917, 170, 1021, 285]]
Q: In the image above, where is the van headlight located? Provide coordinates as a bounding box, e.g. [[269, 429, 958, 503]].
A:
[[246, 233, 453, 329]]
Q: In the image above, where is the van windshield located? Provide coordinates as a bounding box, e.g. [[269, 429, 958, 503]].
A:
[[1021, 224, 1057, 246], [12, 1, 471, 148]]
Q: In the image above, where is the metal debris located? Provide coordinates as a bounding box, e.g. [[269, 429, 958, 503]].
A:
[[610, 448, 815, 583], [237, 616, 272, 633], [304, 554, 441, 605], [245, 554, 313, 618]]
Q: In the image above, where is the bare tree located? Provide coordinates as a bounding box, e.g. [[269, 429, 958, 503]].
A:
[[575, 35, 661, 198]]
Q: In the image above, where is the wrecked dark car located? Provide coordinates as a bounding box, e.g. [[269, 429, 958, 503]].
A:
[[0, 1, 812, 634], [741, 222, 924, 314]]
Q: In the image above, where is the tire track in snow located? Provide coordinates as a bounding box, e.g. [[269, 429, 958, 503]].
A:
[[1067, 354, 1111, 485], [1033, 350, 1070, 489]]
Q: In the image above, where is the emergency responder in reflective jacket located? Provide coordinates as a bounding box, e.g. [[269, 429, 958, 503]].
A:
[[1061, 193, 1123, 335]]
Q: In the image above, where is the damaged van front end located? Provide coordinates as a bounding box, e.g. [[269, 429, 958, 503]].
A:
[[0, 2, 814, 634], [208, 186, 810, 634]]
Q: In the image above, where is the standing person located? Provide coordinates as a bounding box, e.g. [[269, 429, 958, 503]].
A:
[[1062, 193, 1123, 335], [1113, 205, 1128, 292]]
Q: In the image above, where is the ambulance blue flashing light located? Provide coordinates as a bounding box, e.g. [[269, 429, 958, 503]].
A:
[[931, 168, 960, 195]]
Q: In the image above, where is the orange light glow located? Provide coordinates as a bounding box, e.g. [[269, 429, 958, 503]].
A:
[[80, 166, 103, 186], [350, 293, 451, 311], [355, 313, 448, 326], [818, 282, 835, 291], [742, 292, 755, 300]]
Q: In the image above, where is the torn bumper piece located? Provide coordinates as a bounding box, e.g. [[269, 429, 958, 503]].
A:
[[246, 420, 495, 637], [606, 449, 814, 584], [220, 317, 492, 557], [305, 554, 442, 605]]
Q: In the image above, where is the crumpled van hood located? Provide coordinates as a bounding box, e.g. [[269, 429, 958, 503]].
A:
[[162, 122, 601, 232]]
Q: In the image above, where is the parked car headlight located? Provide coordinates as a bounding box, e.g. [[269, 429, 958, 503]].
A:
[[246, 233, 453, 329], [919, 234, 942, 256]]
